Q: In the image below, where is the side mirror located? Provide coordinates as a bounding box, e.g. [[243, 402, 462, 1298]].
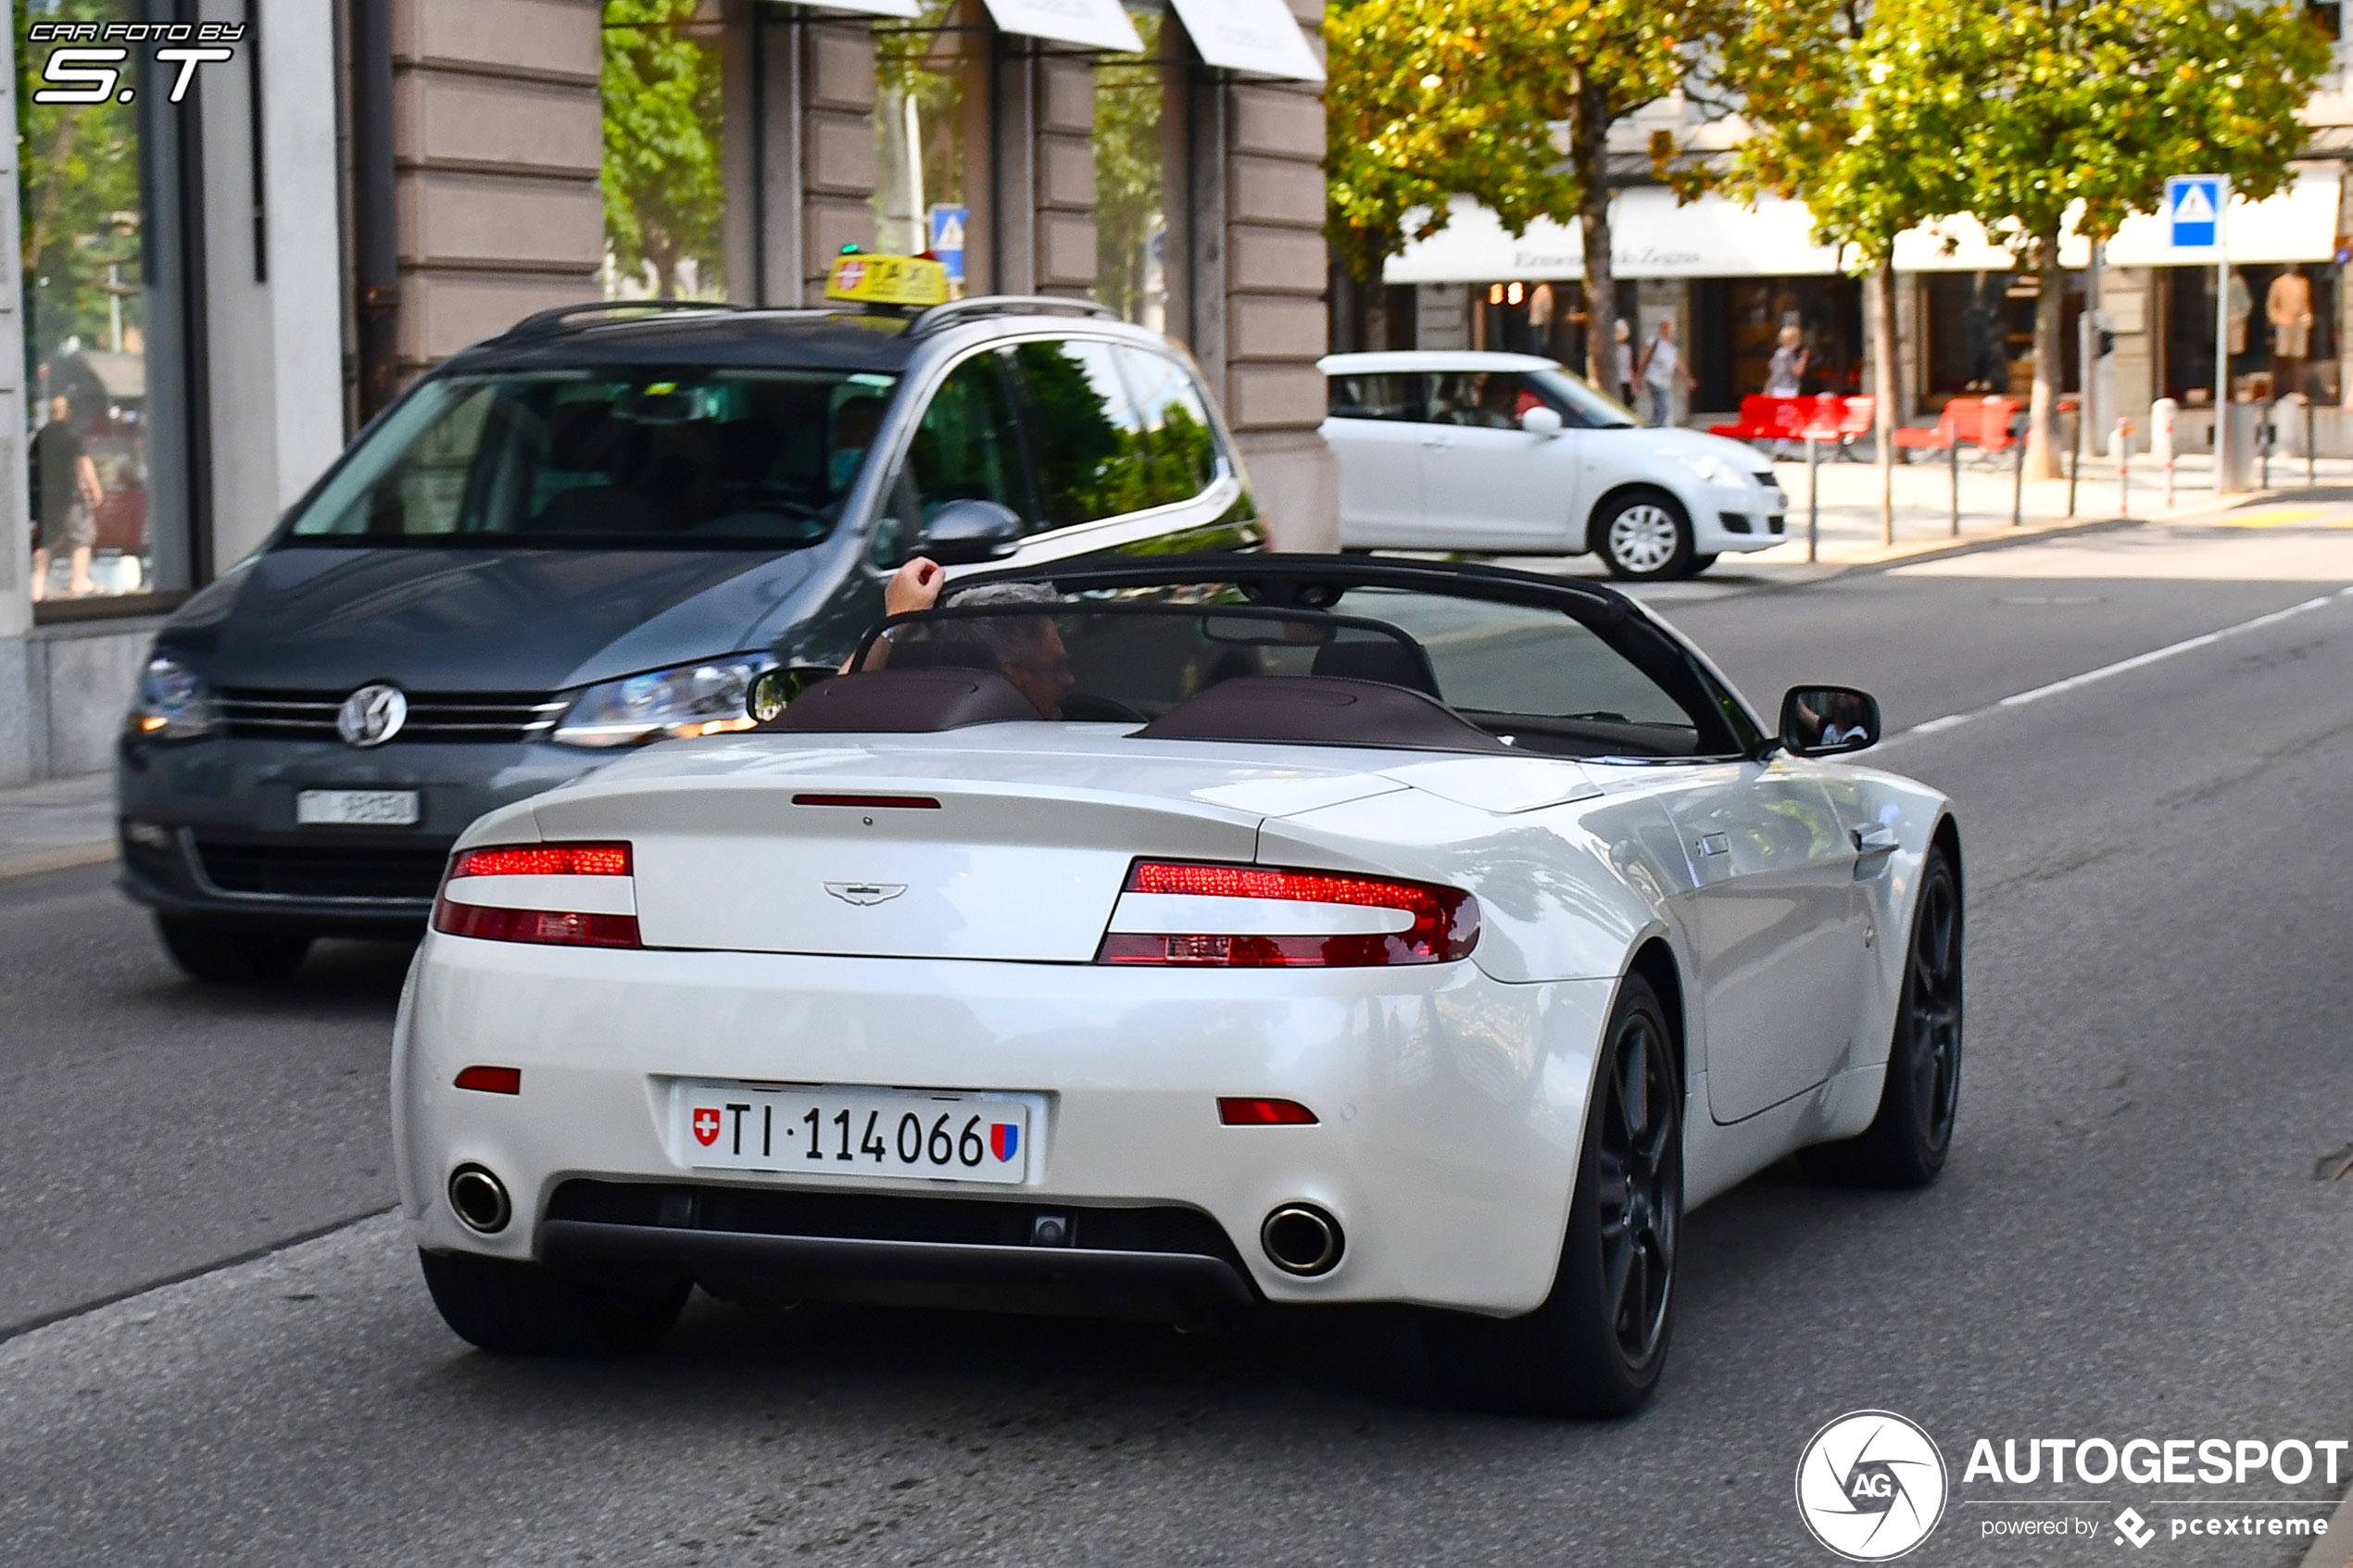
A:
[[922, 498, 1024, 566], [746, 665, 837, 725], [1520, 405, 1565, 438], [1780, 684, 1881, 757]]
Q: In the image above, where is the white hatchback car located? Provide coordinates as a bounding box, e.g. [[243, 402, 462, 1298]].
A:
[[1321, 351, 1788, 579]]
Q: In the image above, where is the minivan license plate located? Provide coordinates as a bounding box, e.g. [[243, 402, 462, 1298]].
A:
[[670, 1082, 1034, 1185], [296, 788, 420, 826]]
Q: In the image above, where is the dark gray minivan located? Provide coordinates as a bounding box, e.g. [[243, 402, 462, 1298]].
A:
[[118, 296, 1260, 980]]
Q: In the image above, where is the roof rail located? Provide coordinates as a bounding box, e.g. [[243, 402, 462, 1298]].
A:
[[907, 295, 1120, 336], [499, 298, 753, 341]]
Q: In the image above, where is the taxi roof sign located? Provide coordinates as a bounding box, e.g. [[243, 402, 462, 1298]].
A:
[[824, 253, 951, 308]]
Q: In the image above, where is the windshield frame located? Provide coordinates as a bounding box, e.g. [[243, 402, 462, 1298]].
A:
[[1528, 365, 1640, 430], [919, 556, 1769, 759]]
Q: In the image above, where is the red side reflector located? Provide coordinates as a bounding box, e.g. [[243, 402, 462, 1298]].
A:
[[433, 903, 641, 948], [1097, 860, 1479, 968], [448, 843, 632, 879], [792, 794, 942, 809], [454, 1065, 522, 1095], [1218, 1097, 1318, 1125]]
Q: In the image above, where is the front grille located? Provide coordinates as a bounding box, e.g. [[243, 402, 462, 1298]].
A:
[[215, 687, 568, 744], [193, 835, 447, 902], [548, 1180, 1243, 1262]]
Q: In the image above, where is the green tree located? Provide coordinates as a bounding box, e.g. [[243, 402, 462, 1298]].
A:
[[1924, 0, 2327, 475], [18, 0, 144, 355], [1325, 0, 1742, 383], [1714, 0, 1967, 536], [602, 0, 726, 298]]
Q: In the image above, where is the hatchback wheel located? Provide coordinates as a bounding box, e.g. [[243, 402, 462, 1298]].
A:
[[156, 915, 313, 984], [1595, 491, 1695, 580]]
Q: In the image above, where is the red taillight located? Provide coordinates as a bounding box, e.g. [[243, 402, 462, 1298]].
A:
[[449, 843, 632, 878], [1096, 860, 1478, 968], [454, 1065, 522, 1095], [1217, 1097, 1318, 1125], [434, 841, 640, 947], [434, 903, 641, 947]]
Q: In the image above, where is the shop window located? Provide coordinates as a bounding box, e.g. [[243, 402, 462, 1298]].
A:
[[1093, 12, 1164, 328], [20, 0, 182, 608], [874, 0, 969, 281], [1474, 280, 1637, 379], [1695, 277, 1863, 410], [1922, 271, 2084, 402], [2161, 263, 2337, 406], [601, 1, 727, 299]]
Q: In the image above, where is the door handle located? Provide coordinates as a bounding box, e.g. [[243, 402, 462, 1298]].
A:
[[1852, 825, 1899, 856]]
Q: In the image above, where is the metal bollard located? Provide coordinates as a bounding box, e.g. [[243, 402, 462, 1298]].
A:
[[1949, 436, 1961, 535], [1806, 435, 1820, 564], [2152, 397, 2177, 508], [2116, 417, 2133, 520]]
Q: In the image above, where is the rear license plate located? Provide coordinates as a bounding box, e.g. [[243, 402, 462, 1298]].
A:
[[296, 788, 420, 827], [669, 1082, 1036, 1184]]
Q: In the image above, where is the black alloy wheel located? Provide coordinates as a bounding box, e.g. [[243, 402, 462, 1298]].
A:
[[1801, 844, 1964, 1187], [1423, 973, 1682, 1416], [1594, 998, 1680, 1369]]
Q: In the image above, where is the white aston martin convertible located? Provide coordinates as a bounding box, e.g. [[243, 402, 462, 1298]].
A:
[[393, 556, 1961, 1415]]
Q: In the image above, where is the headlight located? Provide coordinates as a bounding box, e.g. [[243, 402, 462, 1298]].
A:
[[1671, 449, 1754, 488], [551, 654, 774, 748], [126, 654, 220, 741]]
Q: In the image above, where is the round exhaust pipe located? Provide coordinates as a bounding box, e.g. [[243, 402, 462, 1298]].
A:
[[447, 1164, 511, 1234], [1260, 1203, 1344, 1276]]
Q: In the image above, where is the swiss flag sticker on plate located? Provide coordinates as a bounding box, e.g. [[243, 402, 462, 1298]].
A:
[[691, 1107, 722, 1147]]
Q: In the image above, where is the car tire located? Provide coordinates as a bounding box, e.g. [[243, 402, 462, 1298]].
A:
[[418, 1248, 691, 1357], [1422, 973, 1681, 1417], [155, 915, 314, 984], [1799, 844, 1963, 1188], [1594, 490, 1695, 580], [1688, 553, 1718, 574]]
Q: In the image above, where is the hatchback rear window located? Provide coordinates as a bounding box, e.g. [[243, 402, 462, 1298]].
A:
[[282, 369, 900, 548]]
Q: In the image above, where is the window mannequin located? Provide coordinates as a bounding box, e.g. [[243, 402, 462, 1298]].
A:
[[2268, 264, 2313, 396]]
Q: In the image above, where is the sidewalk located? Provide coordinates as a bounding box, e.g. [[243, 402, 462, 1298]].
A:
[[1746, 446, 2353, 570], [0, 771, 117, 881]]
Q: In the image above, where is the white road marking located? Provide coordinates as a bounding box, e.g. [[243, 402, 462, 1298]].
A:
[[1886, 585, 2353, 746]]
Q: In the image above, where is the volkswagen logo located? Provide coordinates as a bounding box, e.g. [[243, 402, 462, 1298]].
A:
[[1794, 1410, 1947, 1561], [336, 684, 409, 747], [824, 882, 906, 906]]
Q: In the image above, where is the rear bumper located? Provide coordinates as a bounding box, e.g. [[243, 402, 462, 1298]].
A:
[[395, 935, 1617, 1315]]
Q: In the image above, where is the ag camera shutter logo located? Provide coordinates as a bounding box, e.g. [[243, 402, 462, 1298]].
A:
[[1795, 1410, 1949, 1561]]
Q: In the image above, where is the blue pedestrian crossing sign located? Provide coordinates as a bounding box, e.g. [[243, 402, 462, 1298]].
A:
[[2164, 175, 2226, 256]]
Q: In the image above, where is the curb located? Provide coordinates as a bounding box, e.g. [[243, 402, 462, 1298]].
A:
[[0, 842, 118, 883]]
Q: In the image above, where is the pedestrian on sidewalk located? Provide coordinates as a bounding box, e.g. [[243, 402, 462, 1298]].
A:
[[1768, 324, 1809, 458], [1612, 319, 1636, 409], [31, 395, 103, 601], [1637, 319, 1693, 429]]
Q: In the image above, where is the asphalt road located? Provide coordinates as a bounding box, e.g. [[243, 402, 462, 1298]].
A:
[[7, 513, 2353, 1566]]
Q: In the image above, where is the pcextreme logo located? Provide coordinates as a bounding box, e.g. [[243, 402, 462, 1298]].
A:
[[1796, 1410, 1951, 1561]]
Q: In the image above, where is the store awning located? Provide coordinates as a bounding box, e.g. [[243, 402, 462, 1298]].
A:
[[1383, 192, 1843, 283], [808, 0, 923, 18], [1389, 172, 2346, 283], [1168, 0, 1324, 81], [980, 0, 1142, 52]]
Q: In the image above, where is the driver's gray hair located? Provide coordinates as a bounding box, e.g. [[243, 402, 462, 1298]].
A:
[[935, 581, 1062, 662]]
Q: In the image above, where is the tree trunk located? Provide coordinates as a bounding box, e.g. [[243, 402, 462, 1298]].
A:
[[2024, 231, 2065, 480], [1572, 81, 1615, 391], [1365, 279, 1390, 352], [1871, 260, 1899, 546]]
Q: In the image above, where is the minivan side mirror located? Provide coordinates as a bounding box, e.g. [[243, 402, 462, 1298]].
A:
[[1520, 406, 1565, 438], [1780, 684, 1881, 756], [922, 498, 1024, 566]]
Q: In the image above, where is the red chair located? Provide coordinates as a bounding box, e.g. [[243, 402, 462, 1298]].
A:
[[1968, 396, 2020, 458], [1709, 395, 1803, 443], [1892, 399, 1976, 461]]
